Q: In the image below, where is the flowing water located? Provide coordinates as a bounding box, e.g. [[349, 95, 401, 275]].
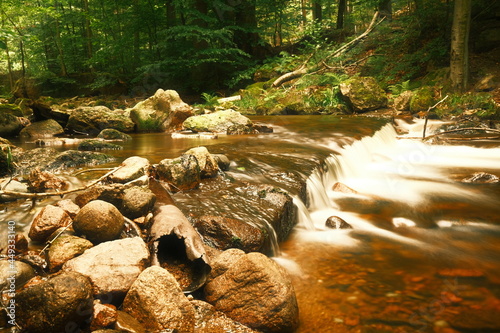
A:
[[3, 115, 500, 332]]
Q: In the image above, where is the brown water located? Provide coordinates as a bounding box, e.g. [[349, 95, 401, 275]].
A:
[[3, 115, 500, 332]]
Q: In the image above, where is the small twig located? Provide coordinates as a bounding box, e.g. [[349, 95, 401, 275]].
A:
[[39, 221, 74, 255], [73, 168, 114, 176], [0, 165, 123, 199], [422, 95, 449, 140]]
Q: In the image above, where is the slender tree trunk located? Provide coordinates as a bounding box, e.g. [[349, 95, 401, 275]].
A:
[[165, 0, 176, 27], [4, 41, 14, 90], [312, 0, 322, 21], [301, 0, 307, 28], [337, 0, 347, 29], [53, 2, 68, 76], [82, 0, 93, 64], [450, 0, 471, 92]]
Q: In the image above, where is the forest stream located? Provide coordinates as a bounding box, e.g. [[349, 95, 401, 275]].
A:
[[2, 115, 500, 333]]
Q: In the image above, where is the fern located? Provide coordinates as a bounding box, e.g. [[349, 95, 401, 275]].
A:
[[388, 80, 411, 96]]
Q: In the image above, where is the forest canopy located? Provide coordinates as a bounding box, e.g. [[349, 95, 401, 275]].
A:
[[0, 0, 497, 97]]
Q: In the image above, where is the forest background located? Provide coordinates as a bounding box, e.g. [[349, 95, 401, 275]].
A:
[[0, 0, 499, 115]]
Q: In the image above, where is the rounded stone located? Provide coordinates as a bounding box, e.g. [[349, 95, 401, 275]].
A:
[[73, 200, 124, 243]]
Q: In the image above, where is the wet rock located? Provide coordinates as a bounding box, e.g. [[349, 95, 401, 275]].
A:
[[122, 266, 195, 332], [90, 301, 118, 331], [212, 154, 230, 171], [28, 205, 72, 243], [204, 249, 299, 333], [19, 119, 64, 139], [257, 186, 296, 242], [121, 186, 156, 219], [0, 103, 23, 117], [393, 90, 414, 111], [109, 156, 150, 184], [19, 252, 47, 273], [195, 216, 266, 253], [97, 128, 132, 141], [462, 172, 499, 183], [184, 146, 219, 178], [78, 139, 123, 151], [0, 112, 23, 137], [30, 100, 70, 124], [410, 86, 435, 113], [183, 109, 253, 133], [114, 310, 146, 333], [74, 183, 125, 208], [254, 123, 274, 133], [227, 123, 259, 135], [332, 182, 358, 194], [28, 168, 69, 192], [339, 77, 388, 112], [0, 179, 28, 202], [130, 89, 194, 132], [449, 307, 500, 332], [47, 150, 115, 170], [325, 216, 352, 229], [47, 235, 94, 272], [66, 105, 135, 135], [16, 271, 93, 333], [156, 154, 201, 192], [73, 200, 124, 243], [0, 260, 35, 290], [14, 233, 29, 254], [192, 300, 259, 333], [63, 237, 150, 300], [56, 199, 81, 218]]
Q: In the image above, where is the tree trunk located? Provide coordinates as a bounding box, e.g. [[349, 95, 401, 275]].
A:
[[336, 0, 347, 29], [312, 0, 322, 21], [301, 0, 307, 28], [450, 0, 471, 92], [378, 0, 392, 21], [82, 0, 93, 63], [165, 0, 176, 27]]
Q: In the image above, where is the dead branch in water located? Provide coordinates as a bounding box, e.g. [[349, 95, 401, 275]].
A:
[[422, 95, 449, 139], [0, 165, 123, 199], [422, 127, 500, 142]]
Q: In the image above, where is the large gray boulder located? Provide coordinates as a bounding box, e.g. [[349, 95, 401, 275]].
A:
[[130, 89, 194, 132], [19, 119, 64, 140], [183, 109, 253, 133], [340, 76, 388, 112], [122, 266, 195, 332], [16, 271, 93, 333], [0, 112, 23, 137], [63, 237, 150, 300], [66, 106, 135, 135], [204, 249, 299, 333]]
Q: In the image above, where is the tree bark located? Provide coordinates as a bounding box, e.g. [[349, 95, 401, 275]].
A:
[[450, 0, 471, 92], [378, 0, 392, 21], [336, 0, 347, 29], [312, 0, 322, 21]]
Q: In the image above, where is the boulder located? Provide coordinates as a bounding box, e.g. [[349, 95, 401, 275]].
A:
[[63, 237, 150, 300], [28, 205, 72, 243], [97, 128, 132, 141], [29, 100, 70, 124], [462, 172, 499, 183], [121, 186, 156, 219], [28, 168, 68, 192], [339, 77, 388, 112], [73, 200, 124, 244], [129, 89, 194, 132], [109, 156, 150, 183], [156, 154, 201, 192], [0, 179, 28, 202], [47, 235, 93, 272], [0, 260, 35, 291], [409, 86, 435, 113], [393, 90, 414, 111], [325, 216, 352, 229], [195, 216, 266, 253], [74, 183, 125, 208], [77, 139, 123, 151], [183, 146, 219, 178], [122, 266, 196, 333], [183, 109, 253, 133], [257, 186, 296, 242], [19, 119, 64, 140], [55, 199, 81, 219], [16, 271, 93, 333], [66, 106, 135, 135], [46, 150, 115, 170], [0, 103, 23, 117], [212, 154, 230, 171], [204, 249, 299, 333], [0, 112, 23, 137], [192, 300, 259, 333]]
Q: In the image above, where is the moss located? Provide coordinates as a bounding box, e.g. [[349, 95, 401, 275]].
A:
[[410, 86, 435, 113]]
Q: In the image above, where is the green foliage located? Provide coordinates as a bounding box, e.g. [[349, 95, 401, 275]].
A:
[[200, 93, 220, 107], [388, 80, 412, 96]]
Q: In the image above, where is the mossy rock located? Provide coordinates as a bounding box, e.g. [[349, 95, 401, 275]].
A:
[[97, 128, 132, 141], [241, 82, 266, 98], [0, 103, 23, 117], [0, 112, 23, 137], [410, 86, 435, 113], [183, 109, 252, 133], [77, 139, 123, 151], [339, 77, 388, 112]]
